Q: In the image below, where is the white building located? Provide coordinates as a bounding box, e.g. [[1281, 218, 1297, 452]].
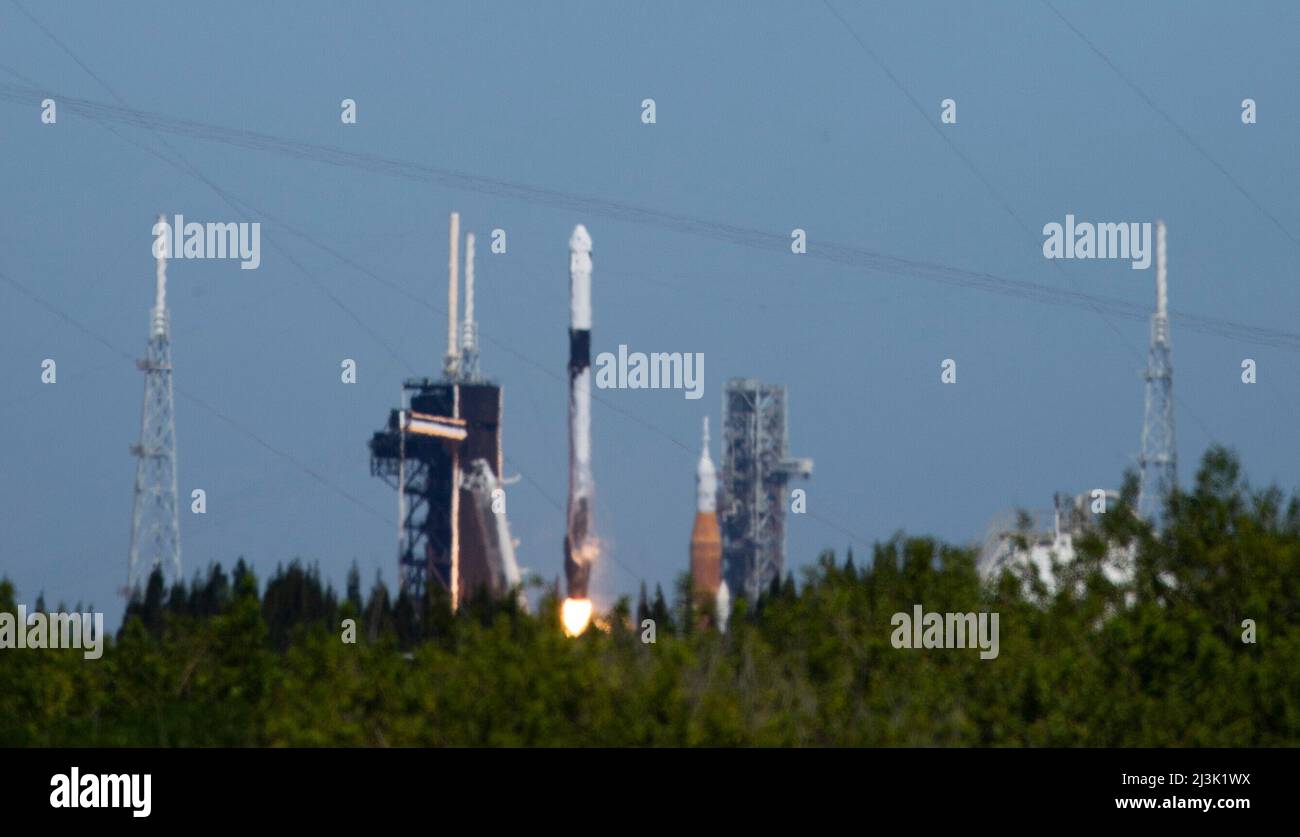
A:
[[977, 490, 1133, 593]]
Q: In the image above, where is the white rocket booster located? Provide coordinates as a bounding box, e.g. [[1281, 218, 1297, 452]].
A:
[[565, 224, 595, 599]]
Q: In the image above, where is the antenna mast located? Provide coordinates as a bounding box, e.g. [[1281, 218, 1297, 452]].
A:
[[443, 212, 460, 380], [128, 214, 182, 592], [1138, 220, 1177, 525], [460, 232, 480, 381]]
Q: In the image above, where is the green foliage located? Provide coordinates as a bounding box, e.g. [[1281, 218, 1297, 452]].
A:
[[1, 447, 1296, 746]]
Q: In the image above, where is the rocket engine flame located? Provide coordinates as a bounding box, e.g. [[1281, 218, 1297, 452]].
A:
[[561, 598, 593, 637]]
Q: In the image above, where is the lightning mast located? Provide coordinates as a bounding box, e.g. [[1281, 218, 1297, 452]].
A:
[[460, 232, 480, 381], [1138, 220, 1177, 525], [127, 214, 182, 592], [444, 212, 461, 381]]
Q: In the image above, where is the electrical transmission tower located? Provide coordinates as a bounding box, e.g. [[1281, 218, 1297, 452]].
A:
[[127, 215, 182, 592], [1138, 220, 1177, 525]]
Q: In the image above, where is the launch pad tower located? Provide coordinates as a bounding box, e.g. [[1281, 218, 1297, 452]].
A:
[[369, 379, 510, 602], [720, 379, 812, 602], [368, 213, 519, 607]]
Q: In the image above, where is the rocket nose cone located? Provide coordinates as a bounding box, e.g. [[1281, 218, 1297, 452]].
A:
[[570, 224, 592, 253]]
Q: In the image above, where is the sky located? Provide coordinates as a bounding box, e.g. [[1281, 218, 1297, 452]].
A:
[[1, 1, 1298, 624]]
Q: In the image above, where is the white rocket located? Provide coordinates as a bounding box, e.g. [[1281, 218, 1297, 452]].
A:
[[565, 224, 595, 600]]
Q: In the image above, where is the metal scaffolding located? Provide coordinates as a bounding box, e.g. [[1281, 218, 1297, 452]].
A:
[[719, 378, 812, 601]]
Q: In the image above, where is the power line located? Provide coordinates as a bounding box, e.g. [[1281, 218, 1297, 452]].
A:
[[0, 266, 393, 528], [1041, 0, 1300, 251], [818, 0, 1223, 447], [2, 76, 1297, 353], [12, 4, 1272, 579], [1, 48, 676, 583], [2, 37, 680, 579]]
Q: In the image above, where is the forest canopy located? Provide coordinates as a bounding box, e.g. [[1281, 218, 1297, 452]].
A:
[[1, 446, 1296, 746]]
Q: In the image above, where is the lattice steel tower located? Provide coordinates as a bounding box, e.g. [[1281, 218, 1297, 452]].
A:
[[127, 214, 182, 592], [720, 379, 812, 602], [1138, 220, 1177, 525]]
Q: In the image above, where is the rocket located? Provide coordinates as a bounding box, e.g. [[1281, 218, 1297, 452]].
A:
[[690, 417, 722, 595], [564, 224, 595, 603], [690, 417, 724, 629]]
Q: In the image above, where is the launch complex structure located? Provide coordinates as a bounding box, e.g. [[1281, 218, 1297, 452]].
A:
[[719, 379, 813, 602], [368, 213, 521, 609], [978, 220, 1179, 585], [365, 212, 815, 628], [366, 217, 597, 634]]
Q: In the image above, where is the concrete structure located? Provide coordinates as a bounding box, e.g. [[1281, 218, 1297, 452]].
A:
[[977, 490, 1132, 592]]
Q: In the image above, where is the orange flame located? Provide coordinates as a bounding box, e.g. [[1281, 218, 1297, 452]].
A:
[[561, 598, 593, 637]]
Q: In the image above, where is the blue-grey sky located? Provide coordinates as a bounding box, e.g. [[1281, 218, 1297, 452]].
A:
[[2, 1, 1297, 623]]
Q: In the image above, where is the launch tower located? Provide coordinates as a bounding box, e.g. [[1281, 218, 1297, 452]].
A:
[[368, 213, 520, 607], [720, 379, 812, 602]]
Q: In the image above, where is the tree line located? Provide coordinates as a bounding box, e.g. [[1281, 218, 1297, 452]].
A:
[[0, 445, 1296, 746]]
